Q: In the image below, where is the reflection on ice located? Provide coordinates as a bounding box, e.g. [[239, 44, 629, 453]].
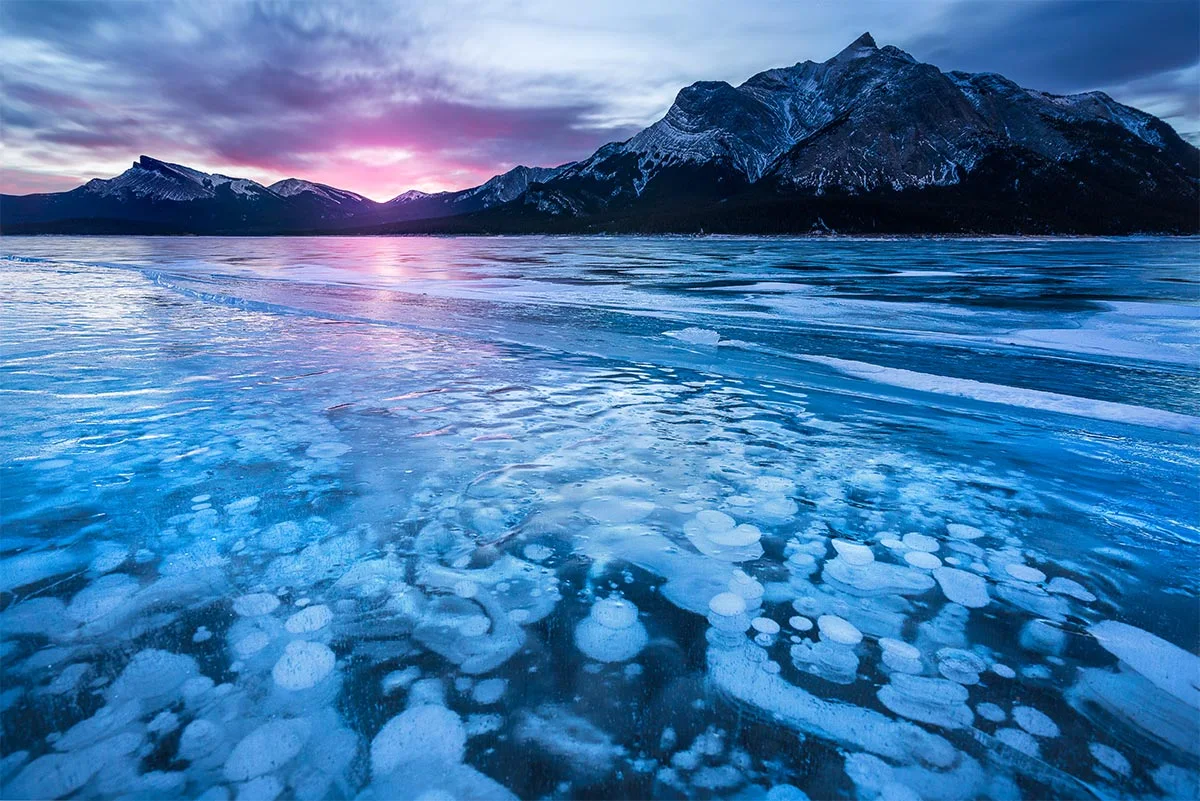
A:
[[1, 239, 1198, 800]]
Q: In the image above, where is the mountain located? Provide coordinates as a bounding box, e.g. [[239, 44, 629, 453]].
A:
[[3, 34, 1196, 235], [0, 157, 563, 234], [497, 33, 1197, 233], [374, 163, 574, 223]]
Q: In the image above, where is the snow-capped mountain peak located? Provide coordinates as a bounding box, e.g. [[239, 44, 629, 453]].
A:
[[388, 189, 435, 204], [828, 31, 878, 63], [84, 156, 271, 201]]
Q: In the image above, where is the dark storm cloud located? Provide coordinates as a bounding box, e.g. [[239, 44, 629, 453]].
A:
[[3, 0, 1197, 196], [910, 0, 1199, 91]]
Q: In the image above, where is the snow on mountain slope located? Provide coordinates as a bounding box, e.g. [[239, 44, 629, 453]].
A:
[[387, 189, 436, 205], [458, 164, 570, 206], [543, 32, 1197, 206], [84, 156, 274, 202], [269, 179, 372, 206]]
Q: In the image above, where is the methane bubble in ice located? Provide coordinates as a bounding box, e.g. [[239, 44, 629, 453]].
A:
[[234, 593, 280, 617], [685, 511, 763, 561], [371, 705, 467, 775], [932, 567, 990, 608], [817, 614, 863, 645], [877, 673, 974, 729], [272, 640, 336, 690], [285, 604, 333, 634], [575, 597, 648, 662]]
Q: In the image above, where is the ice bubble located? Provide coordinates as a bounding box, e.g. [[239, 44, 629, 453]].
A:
[[932, 567, 990, 608], [372, 705, 467, 775], [471, 678, 506, 705], [89, 543, 128, 574], [766, 784, 811, 801], [107, 649, 198, 707], [223, 719, 310, 781], [1, 549, 82, 593], [237, 775, 282, 800], [1019, 619, 1066, 655], [976, 703, 1006, 722], [936, 648, 987, 685], [817, 615, 862, 646], [575, 598, 648, 662], [759, 497, 799, 519], [729, 570, 765, 607], [234, 593, 280, 617], [233, 631, 271, 658], [879, 639, 919, 660], [523, 544, 553, 562], [592, 597, 639, 629], [514, 705, 624, 781], [709, 592, 747, 618], [285, 604, 333, 634], [65, 573, 138, 624], [665, 327, 721, 346], [791, 640, 860, 684], [901, 533, 939, 553], [1153, 764, 1200, 798], [1088, 743, 1130, 776], [1005, 563, 1046, 583], [306, 442, 349, 459], [459, 616, 491, 637], [823, 558, 934, 597], [1088, 620, 1200, 707], [47, 663, 90, 696], [272, 640, 336, 690], [580, 496, 655, 523], [991, 663, 1015, 679], [877, 674, 973, 729], [259, 522, 304, 553], [903, 551, 941, 570], [5, 749, 105, 799], [225, 496, 260, 514], [179, 719, 223, 761], [881, 538, 905, 551], [832, 540, 874, 566], [685, 512, 763, 561], [946, 523, 984, 540], [383, 666, 421, 695], [752, 617, 780, 635], [995, 727, 1039, 756], [1047, 576, 1096, 602], [1013, 706, 1060, 738], [788, 616, 813, 632], [453, 580, 479, 599]]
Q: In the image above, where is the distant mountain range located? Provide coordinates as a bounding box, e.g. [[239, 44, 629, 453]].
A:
[[4, 33, 1197, 235]]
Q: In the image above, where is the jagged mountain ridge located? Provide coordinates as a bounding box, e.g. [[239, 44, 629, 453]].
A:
[[3, 33, 1196, 234], [516, 32, 1197, 227], [0, 155, 572, 233]]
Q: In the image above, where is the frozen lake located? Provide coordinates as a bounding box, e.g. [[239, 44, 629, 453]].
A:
[[1, 236, 1198, 800]]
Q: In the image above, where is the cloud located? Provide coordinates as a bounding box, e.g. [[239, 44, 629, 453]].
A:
[[2, 0, 1196, 197]]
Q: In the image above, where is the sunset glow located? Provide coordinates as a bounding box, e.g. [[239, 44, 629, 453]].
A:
[[2, 0, 1197, 199]]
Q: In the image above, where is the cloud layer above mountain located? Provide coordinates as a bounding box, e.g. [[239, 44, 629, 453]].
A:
[[3, 0, 1196, 199]]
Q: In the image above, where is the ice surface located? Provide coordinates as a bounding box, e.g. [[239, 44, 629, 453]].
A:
[[2, 238, 1197, 800], [665, 327, 721, 346]]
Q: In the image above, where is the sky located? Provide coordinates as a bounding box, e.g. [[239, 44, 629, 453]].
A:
[[2, 0, 1197, 200]]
